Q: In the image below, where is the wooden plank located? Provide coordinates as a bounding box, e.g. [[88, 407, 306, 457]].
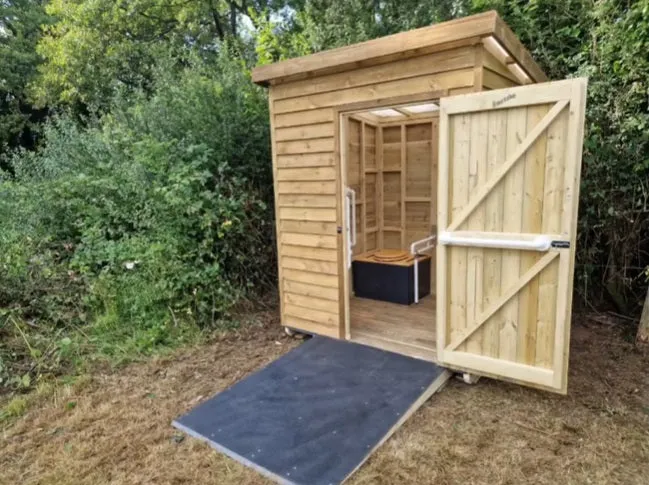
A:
[[280, 233, 337, 249], [430, 119, 439, 236], [497, 105, 527, 362], [275, 122, 334, 141], [449, 114, 471, 349], [441, 351, 554, 388], [279, 220, 337, 235], [277, 181, 337, 195], [276, 153, 335, 168], [283, 268, 338, 288], [465, 111, 488, 355], [267, 88, 286, 328], [536, 107, 568, 369], [516, 104, 549, 365], [448, 251, 558, 351], [281, 245, 337, 262], [277, 167, 336, 181], [553, 78, 587, 392], [472, 44, 484, 92], [443, 78, 575, 115], [279, 207, 337, 222], [274, 108, 333, 128], [285, 303, 339, 326], [278, 194, 337, 208], [482, 47, 519, 84], [252, 12, 496, 84], [276, 138, 334, 155], [446, 100, 568, 231], [274, 70, 474, 114], [483, 68, 518, 90], [282, 256, 338, 276], [284, 279, 339, 301], [284, 315, 339, 338], [284, 293, 338, 314], [481, 108, 507, 357], [336, 112, 348, 339], [271, 47, 475, 100], [436, 102, 450, 356], [493, 14, 548, 83]]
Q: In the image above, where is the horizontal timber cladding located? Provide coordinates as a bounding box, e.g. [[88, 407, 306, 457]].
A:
[[273, 69, 475, 114], [271, 48, 478, 338], [271, 46, 476, 101], [277, 153, 335, 168], [275, 122, 335, 141]]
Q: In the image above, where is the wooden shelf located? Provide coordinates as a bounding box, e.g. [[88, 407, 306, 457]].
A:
[[406, 196, 432, 202], [381, 168, 401, 173], [405, 139, 432, 146], [383, 226, 402, 232], [365, 168, 378, 173]]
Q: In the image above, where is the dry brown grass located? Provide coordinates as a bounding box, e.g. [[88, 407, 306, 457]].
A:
[[2, 313, 649, 485]]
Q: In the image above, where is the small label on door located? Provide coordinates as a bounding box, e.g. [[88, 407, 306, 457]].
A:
[[551, 240, 570, 249]]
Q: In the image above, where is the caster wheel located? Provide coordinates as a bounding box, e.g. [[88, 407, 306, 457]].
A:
[[284, 327, 297, 337]]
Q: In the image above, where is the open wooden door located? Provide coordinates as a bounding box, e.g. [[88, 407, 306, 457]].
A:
[[436, 78, 587, 393]]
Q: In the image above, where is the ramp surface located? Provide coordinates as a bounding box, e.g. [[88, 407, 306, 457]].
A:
[[173, 336, 449, 485]]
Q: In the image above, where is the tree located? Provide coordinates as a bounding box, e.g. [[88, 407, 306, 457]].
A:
[[0, 0, 51, 158], [254, 0, 468, 64], [32, 0, 293, 110]]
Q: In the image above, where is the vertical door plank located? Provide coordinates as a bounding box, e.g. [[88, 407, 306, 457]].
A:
[[536, 107, 569, 368], [449, 114, 471, 347], [481, 109, 507, 357], [516, 104, 549, 364], [465, 112, 488, 354], [497, 106, 527, 361]]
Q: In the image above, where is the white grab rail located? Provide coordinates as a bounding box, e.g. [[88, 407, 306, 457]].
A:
[[345, 187, 357, 268], [438, 232, 552, 252], [410, 235, 436, 304]]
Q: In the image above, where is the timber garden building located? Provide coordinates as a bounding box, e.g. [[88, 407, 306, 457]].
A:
[[252, 11, 587, 394]]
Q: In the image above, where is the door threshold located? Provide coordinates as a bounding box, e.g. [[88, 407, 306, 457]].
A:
[[351, 332, 438, 363]]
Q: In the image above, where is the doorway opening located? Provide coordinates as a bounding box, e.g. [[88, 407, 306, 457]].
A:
[[341, 100, 440, 361]]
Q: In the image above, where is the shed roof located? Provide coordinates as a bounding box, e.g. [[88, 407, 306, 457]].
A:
[[252, 11, 547, 86]]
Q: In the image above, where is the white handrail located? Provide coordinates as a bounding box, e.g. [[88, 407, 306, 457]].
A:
[[410, 235, 436, 304], [438, 232, 551, 252], [345, 188, 357, 268]]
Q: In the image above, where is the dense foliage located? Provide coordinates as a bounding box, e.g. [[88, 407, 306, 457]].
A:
[[1, 0, 648, 390], [1, 53, 272, 388]]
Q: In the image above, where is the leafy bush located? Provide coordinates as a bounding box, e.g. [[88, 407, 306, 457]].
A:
[[0, 53, 273, 388]]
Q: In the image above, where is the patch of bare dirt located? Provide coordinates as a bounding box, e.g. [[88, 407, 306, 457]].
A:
[[2, 313, 649, 485]]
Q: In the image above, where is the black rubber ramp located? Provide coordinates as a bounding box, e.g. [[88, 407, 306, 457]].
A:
[[173, 336, 449, 485]]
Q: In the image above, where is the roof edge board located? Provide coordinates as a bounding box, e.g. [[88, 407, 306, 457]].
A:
[[252, 11, 547, 86], [252, 11, 498, 86], [492, 15, 547, 83]]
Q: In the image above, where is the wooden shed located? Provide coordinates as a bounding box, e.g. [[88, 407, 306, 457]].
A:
[[252, 11, 587, 394]]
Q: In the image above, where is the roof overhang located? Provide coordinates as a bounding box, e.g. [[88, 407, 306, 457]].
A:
[[252, 11, 547, 86]]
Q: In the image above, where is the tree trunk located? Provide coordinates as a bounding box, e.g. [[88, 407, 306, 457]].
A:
[[637, 283, 649, 347]]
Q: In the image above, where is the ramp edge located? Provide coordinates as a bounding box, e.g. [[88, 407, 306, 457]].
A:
[[171, 420, 297, 485], [342, 368, 453, 483]]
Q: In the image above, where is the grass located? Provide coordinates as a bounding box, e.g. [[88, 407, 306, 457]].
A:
[[1, 311, 648, 485]]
